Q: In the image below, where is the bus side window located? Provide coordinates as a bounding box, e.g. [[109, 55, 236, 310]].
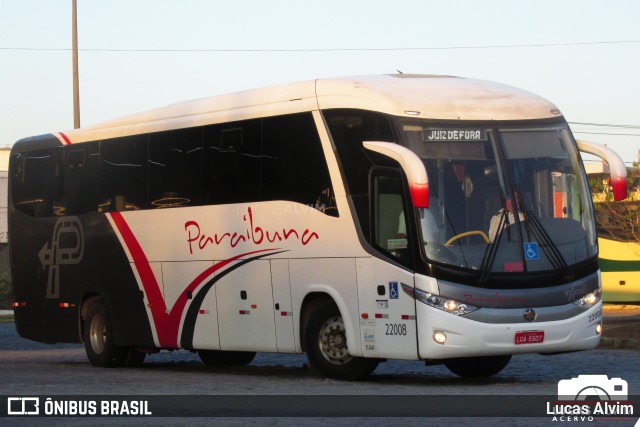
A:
[[148, 127, 203, 209], [100, 135, 149, 211], [10, 149, 54, 217], [324, 109, 395, 241], [53, 143, 99, 216], [371, 169, 411, 263], [203, 119, 262, 205], [262, 113, 336, 215]]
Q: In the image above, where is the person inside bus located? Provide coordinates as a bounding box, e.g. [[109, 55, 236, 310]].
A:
[[488, 195, 525, 242], [398, 208, 440, 243], [315, 186, 338, 217]]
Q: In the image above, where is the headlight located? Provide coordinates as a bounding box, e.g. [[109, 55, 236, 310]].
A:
[[574, 288, 602, 307], [414, 288, 478, 315]]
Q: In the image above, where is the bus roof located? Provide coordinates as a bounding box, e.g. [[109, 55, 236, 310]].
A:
[[54, 74, 564, 144]]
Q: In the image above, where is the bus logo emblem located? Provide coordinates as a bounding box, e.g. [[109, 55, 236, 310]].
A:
[[523, 308, 536, 322], [39, 216, 84, 299], [7, 397, 40, 415]]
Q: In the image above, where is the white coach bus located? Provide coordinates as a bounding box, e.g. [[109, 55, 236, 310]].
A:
[[9, 74, 627, 379]]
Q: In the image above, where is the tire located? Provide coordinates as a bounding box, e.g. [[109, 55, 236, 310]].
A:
[[83, 301, 127, 367], [444, 355, 512, 378], [304, 300, 378, 381], [198, 350, 256, 366]]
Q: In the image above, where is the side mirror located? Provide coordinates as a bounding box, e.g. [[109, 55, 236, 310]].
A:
[[577, 140, 627, 201], [363, 141, 429, 208]]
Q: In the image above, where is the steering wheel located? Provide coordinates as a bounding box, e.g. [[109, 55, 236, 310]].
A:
[[445, 230, 490, 246]]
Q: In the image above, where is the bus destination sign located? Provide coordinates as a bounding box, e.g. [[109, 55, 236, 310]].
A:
[[424, 128, 487, 142]]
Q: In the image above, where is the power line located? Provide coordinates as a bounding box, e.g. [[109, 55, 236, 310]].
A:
[[572, 131, 640, 137], [570, 121, 640, 137], [1, 40, 640, 53], [569, 122, 640, 129]]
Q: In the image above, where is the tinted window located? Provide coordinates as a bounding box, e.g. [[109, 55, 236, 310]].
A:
[[53, 143, 99, 216], [149, 127, 203, 208], [10, 148, 54, 217], [324, 109, 395, 232], [324, 110, 394, 195], [15, 113, 335, 216], [203, 119, 262, 205], [100, 135, 149, 211], [262, 114, 336, 215]]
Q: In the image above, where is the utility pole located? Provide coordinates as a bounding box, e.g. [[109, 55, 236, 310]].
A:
[[72, 0, 80, 128]]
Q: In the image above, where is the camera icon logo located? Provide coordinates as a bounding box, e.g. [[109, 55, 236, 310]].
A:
[[558, 375, 628, 401]]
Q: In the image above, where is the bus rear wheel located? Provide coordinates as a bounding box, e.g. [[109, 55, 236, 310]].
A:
[[304, 300, 378, 381], [83, 301, 127, 367], [198, 350, 256, 366], [444, 355, 511, 378]]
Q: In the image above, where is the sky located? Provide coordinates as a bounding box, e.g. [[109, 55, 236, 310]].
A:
[[1, 0, 639, 165]]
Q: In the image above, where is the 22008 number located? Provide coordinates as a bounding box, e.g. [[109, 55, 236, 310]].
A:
[[588, 310, 602, 322], [385, 323, 407, 336]]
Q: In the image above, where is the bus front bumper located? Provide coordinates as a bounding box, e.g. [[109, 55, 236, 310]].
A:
[[417, 301, 603, 360]]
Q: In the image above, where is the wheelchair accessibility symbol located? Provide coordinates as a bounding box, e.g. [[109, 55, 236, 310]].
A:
[[524, 242, 540, 261], [389, 282, 399, 299]]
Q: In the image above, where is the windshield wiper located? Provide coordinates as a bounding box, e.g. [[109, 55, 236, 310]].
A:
[[524, 210, 574, 281], [478, 190, 510, 284]]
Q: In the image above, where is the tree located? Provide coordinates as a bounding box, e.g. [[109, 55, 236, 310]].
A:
[[0, 273, 11, 308], [594, 200, 640, 242], [589, 167, 640, 243]]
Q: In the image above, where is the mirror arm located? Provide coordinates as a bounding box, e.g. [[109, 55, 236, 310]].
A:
[[577, 140, 627, 201], [363, 141, 429, 208]]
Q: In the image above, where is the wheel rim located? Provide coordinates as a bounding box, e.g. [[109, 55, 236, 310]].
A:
[[318, 316, 352, 365], [89, 312, 107, 354]]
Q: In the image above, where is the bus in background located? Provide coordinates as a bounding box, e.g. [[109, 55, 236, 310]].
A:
[[9, 75, 627, 380], [586, 164, 640, 303], [599, 236, 640, 303]]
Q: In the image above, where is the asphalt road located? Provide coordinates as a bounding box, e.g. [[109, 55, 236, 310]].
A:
[[601, 304, 640, 349], [0, 319, 639, 426]]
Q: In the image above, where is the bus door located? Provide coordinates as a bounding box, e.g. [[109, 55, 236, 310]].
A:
[[357, 169, 419, 360], [271, 258, 296, 352], [215, 260, 277, 352]]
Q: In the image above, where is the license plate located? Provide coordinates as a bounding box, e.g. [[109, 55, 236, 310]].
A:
[[515, 330, 544, 345]]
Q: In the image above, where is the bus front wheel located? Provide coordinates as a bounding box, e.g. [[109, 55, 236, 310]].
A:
[[444, 355, 511, 378], [83, 301, 128, 367], [304, 300, 378, 381]]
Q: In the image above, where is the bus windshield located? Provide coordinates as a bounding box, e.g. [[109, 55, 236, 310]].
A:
[[401, 123, 597, 277]]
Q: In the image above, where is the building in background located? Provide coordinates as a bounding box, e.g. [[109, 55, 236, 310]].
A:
[[1, 147, 9, 242], [0, 147, 10, 309]]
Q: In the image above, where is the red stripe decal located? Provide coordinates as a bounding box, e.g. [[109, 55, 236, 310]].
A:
[[109, 211, 278, 348], [58, 132, 72, 145], [109, 212, 170, 345]]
